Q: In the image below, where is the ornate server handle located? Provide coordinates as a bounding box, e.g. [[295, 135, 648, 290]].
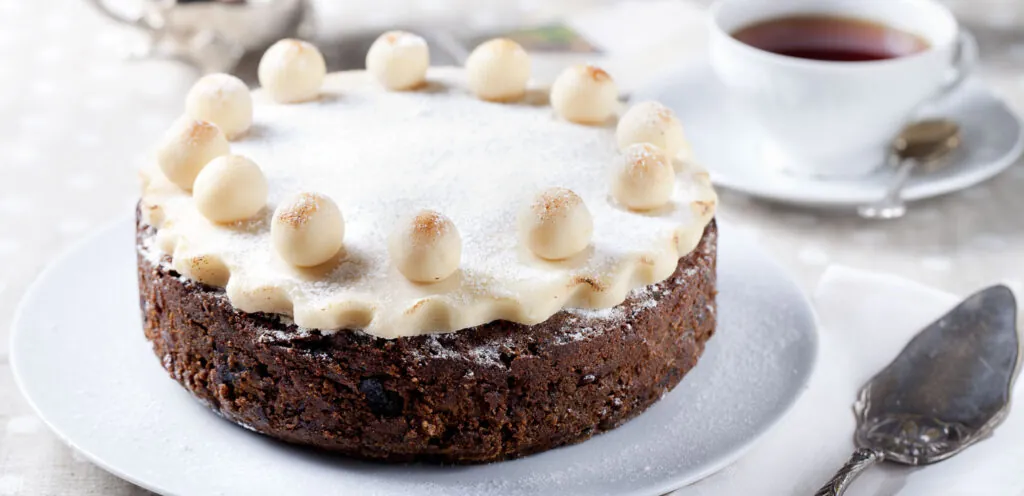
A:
[[814, 448, 885, 496]]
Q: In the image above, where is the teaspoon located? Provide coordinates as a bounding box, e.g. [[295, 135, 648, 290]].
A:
[[857, 119, 961, 219]]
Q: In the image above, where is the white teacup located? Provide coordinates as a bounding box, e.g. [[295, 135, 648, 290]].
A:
[[709, 0, 974, 177]]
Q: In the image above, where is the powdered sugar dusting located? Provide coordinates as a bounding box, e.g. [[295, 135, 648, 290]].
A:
[[391, 31, 427, 48], [138, 234, 163, 266], [565, 283, 661, 323], [140, 68, 717, 338], [193, 73, 247, 101], [257, 323, 318, 344], [467, 345, 503, 368], [408, 334, 511, 368]]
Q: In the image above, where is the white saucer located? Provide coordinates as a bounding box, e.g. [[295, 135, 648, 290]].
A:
[[633, 61, 1024, 207], [11, 219, 817, 496]]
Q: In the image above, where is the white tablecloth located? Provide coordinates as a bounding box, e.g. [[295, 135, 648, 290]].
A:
[[677, 266, 1024, 495], [1, 1, 1023, 494]]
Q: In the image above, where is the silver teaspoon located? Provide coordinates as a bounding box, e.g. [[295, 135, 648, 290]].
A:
[[857, 119, 961, 219], [815, 285, 1020, 495]]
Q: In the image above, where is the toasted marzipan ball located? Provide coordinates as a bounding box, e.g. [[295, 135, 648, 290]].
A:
[[185, 73, 253, 140], [193, 155, 268, 223], [157, 118, 230, 191], [271, 192, 345, 267], [389, 209, 462, 283], [258, 39, 326, 103], [611, 143, 675, 210], [518, 187, 593, 260], [616, 101, 688, 158], [366, 31, 430, 91], [550, 64, 618, 124], [465, 38, 531, 102]]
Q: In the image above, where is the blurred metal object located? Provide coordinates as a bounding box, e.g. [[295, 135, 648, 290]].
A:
[[939, 0, 1024, 79], [87, 0, 312, 73], [942, 0, 1024, 31]]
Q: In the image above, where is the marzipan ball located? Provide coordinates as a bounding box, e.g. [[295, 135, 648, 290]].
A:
[[157, 118, 230, 191], [193, 155, 268, 223], [550, 64, 618, 124], [389, 209, 462, 283], [366, 31, 430, 91], [611, 143, 675, 210], [271, 192, 345, 267], [616, 101, 688, 159], [258, 39, 327, 103], [185, 73, 253, 139], [518, 187, 593, 260], [465, 38, 531, 102]]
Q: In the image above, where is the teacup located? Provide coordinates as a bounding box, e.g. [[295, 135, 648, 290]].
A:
[[709, 0, 974, 177]]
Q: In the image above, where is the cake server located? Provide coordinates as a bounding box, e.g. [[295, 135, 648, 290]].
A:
[[815, 285, 1020, 496]]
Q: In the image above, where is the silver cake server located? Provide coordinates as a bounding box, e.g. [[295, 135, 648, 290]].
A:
[[816, 285, 1020, 496]]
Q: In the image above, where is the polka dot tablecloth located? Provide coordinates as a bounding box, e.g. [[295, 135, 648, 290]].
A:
[[1, 1, 1024, 495], [0, 0, 196, 494]]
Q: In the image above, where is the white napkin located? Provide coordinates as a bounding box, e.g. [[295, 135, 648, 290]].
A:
[[673, 265, 1024, 496]]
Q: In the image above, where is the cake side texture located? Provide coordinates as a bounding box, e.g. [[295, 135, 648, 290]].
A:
[[137, 215, 718, 463]]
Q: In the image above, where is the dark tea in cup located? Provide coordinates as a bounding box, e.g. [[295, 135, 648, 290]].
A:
[[731, 15, 930, 62], [709, 0, 966, 176]]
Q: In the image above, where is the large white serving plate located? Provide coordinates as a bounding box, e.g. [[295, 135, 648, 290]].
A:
[[11, 219, 816, 496]]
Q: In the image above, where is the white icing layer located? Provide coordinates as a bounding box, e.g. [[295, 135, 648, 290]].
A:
[[140, 68, 717, 338]]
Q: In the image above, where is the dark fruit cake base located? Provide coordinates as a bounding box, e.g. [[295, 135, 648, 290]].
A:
[[136, 215, 718, 463]]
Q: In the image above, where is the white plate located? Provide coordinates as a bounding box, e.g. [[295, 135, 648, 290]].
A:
[[633, 61, 1024, 207], [11, 219, 817, 496]]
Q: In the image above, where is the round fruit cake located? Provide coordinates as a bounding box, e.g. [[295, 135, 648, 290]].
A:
[[136, 34, 718, 463]]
